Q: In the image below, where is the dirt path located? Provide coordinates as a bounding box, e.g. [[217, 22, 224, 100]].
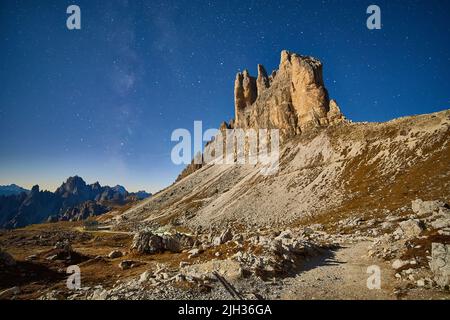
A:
[[277, 241, 396, 300]]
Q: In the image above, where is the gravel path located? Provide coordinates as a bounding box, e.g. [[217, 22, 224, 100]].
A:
[[276, 241, 395, 300]]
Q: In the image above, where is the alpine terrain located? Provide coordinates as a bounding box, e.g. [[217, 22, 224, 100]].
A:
[[1, 51, 449, 300]]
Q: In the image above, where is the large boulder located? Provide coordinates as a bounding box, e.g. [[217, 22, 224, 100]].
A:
[[162, 233, 195, 253], [430, 243, 450, 289], [131, 230, 194, 254], [411, 199, 446, 216], [398, 219, 424, 238], [131, 231, 164, 254]]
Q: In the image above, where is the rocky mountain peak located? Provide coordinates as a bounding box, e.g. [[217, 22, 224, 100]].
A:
[[57, 176, 87, 195], [30, 185, 40, 194], [233, 50, 346, 139]]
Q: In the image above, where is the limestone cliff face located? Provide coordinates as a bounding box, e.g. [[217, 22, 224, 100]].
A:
[[176, 50, 347, 182], [233, 50, 345, 139]]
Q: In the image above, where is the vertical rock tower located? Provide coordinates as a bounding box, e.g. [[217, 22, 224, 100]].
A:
[[233, 50, 345, 139]]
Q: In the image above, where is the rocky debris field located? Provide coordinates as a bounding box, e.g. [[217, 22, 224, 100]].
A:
[[1, 199, 448, 300]]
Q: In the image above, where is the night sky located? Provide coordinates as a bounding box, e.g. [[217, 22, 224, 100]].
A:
[[1, 0, 449, 192]]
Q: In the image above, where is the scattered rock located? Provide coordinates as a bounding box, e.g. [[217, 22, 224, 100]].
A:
[[431, 217, 450, 230], [90, 288, 108, 300], [119, 260, 136, 270], [411, 199, 446, 216], [131, 231, 164, 254], [131, 230, 194, 254], [430, 243, 450, 289], [392, 259, 408, 270], [188, 248, 201, 258], [54, 239, 73, 252], [108, 250, 123, 259], [398, 219, 424, 238], [213, 229, 233, 246], [162, 232, 195, 253], [139, 270, 153, 282], [46, 254, 59, 261], [416, 279, 425, 287]]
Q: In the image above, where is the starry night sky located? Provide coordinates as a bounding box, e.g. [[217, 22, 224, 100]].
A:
[[1, 0, 449, 192]]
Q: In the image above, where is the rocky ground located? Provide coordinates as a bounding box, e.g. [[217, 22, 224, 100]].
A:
[[1, 199, 449, 300]]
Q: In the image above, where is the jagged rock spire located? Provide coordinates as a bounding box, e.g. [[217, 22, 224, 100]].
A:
[[256, 64, 270, 92], [233, 50, 346, 138]]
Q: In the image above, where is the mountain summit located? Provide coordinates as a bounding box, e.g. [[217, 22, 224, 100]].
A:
[[232, 50, 345, 139], [120, 50, 449, 230]]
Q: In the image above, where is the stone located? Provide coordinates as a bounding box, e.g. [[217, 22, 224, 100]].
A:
[[91, 288, 108, 300], [438, 228, 450, 236], [411, 199, 445, 216], [398, 219, 424, 238], [39, 290, 65, 300], [213, 229, 233, 246], [188, 248, 201, 258], [381, 221, 393, 230], [233, 233, 244, 243], [162, 232, 195, 253], [392, 259, 408, 270], [431, 217, 450, 230], [276, 230, 293, 239], [131, 231, 164, 254], [139, 270, 153, 282], [161, 273, 169, 280], [430, 243, 450, 288], [54, 240, 72, 252], [131, 230, 194, 254], [118, 260, 135, 270], [438, 207, 450, 216], [108, 250, 123, 259]]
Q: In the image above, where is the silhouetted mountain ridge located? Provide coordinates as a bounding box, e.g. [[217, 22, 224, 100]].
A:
[[0, 184, 29, 197], [0, 176, 151, 229]]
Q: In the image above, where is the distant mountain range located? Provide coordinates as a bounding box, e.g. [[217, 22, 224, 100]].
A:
[[0, 184, 30, 197], [0, 176, 151, 229]]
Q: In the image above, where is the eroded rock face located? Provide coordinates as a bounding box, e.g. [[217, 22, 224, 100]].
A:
[[233, 50, 346, 139]]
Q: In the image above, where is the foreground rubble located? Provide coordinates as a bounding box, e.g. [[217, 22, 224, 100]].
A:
[[1, 199, 449, 300], [60, 199, 448, 300]]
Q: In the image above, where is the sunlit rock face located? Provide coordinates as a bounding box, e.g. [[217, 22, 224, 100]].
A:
[[233, 50, 346, 140]]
